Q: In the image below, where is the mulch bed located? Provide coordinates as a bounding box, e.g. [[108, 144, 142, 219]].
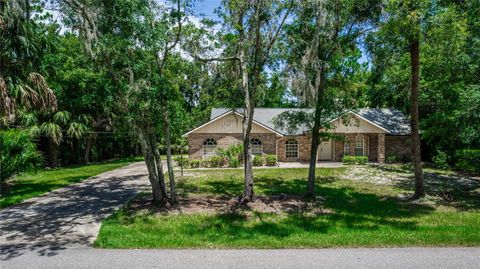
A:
[[126, 194, 332, 216]]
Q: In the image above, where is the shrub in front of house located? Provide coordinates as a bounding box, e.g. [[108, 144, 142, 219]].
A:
[[386, 155, 398, 164], [207, 156, 223, 168], [218, 143, 243, 168], [342, 156, 368, 165], [432, 150, 449, 169], [190, 159, 201, 168], [173, 156, 189, 167], [454, 149, 480, 174], [265, 155, 277, 166], [228, 157, 240, 168], [253, 155, 264, 166]]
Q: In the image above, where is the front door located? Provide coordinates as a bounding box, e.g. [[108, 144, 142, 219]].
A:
[[318, 140, 332, 161]]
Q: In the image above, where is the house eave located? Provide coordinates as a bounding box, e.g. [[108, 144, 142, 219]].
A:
[[182, 110, 284, 138]]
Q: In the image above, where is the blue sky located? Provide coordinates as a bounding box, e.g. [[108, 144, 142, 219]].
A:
[[192, 0, 222, 18], [190, 0, 369, 65]]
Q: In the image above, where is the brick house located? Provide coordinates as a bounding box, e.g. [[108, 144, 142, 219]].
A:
[[182, 108, 411, 163]]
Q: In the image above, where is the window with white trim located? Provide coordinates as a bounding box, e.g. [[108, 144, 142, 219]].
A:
[[250, 138, 262, 155], [285, 138, 298, 158], [344, 138, 351, 156], [203, 138, 217, 158], [354, 135, 364, 156]]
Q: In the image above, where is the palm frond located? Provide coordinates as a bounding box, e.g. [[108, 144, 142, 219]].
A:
[[19, 111, 38, 126], [28, 125, 41, 137], [40, 122, 63, 145], [53, 111, 71, 125], [67, 122, 88, 139], [78, 114, 93, 125], [0, 76, 15, 123], [28, 73, 58, 112]]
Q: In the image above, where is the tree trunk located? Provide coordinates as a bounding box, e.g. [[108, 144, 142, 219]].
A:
[[161, 104, 176, 203], [307, 67, 326, 196], [84, 135, 93, 163], [72, 138, 80, 164], [239, 48, 255, 203], [180, 145, 184, 177], [138, 126, 167, 205], [151, 133, 168, 198], [409, 38, 425, 199], [48, 139, 60, 168]]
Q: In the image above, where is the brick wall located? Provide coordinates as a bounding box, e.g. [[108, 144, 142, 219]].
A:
[[334, 139, 344, 161], [188, 133, 277, 159], [368, 134, 378, 162], [277, 135, 312, 162], [334, 133, 384, 162], [188, 132, 411, 162], [386, 136, 411, 160]]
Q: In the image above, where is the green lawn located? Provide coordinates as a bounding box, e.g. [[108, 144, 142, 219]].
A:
[[95, 166, 480, 248], [0, 157, 143, 208]]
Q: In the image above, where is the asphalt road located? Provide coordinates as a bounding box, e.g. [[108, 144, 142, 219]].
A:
[[1, 248, 479, 269]]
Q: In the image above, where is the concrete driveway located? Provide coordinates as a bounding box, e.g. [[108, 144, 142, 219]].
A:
[[0, 162, 149, 261]]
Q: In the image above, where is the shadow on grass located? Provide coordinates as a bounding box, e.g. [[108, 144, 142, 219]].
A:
[[0, 176, 91, 208], [112, 182, 435, 245], [198, 186, 430, 237], [177, 174, 338, 197], [177, 177, 243, 197], [376, 165, 480, 210]]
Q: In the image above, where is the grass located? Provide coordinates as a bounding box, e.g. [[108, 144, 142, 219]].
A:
[[95, 166, 480, 248], [0, 156, 143, 208]]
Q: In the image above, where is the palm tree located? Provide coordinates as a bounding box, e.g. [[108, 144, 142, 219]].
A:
[[22, 111, 87, 167], [0, 0, 57, 125]]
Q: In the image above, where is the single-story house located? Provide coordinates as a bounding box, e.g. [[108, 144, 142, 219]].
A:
[[182, 108, 411, 163]]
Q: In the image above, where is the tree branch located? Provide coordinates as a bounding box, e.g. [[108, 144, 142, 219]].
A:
[[165, 0, 182, 53], [263, 0, 293, 61], [157, 0, 182, 75], [191, 54, 239, 62]]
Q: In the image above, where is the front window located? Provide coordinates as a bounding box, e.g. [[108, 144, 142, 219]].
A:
[[354, 135, 364, 156], [344, 138, 351, 155], [250, 138, 262, 155], [285, 138, 298, 158], [203, 138, 217, 158]]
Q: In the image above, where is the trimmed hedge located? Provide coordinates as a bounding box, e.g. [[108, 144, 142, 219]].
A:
[[253, 155, 264, 166], [190, 159, 201, 168], [454, 149, 480, 174], [228, 157, 240, 168], [173, 156, 189, 167], [207, 156, 223, 168], [342, 156, 368, 165], [265, 155, 277, 166]]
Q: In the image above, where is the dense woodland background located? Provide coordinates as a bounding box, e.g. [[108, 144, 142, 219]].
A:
[[1, 0, 479, 184]]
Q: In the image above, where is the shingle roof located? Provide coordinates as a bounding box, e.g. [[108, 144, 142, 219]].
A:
[[356, 108, 411, 135], [211, 108, 411, 135]]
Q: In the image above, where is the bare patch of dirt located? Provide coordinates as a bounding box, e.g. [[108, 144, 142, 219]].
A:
[[127, 194, 332, 216], [340, 165, 412, 184]]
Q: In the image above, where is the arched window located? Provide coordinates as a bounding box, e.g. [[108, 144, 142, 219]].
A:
[[250, 138, 262, 155], [285, 138, 298, 158], [354, 135, 364, 156], [203, 138, 217, 158]]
